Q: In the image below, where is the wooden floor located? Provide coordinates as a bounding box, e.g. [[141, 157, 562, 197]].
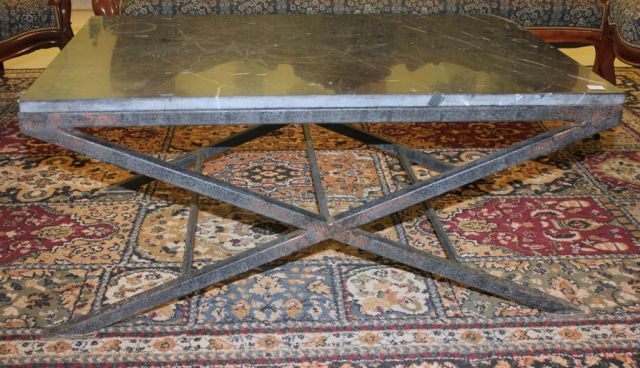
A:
[[4, 10, 632, 70]]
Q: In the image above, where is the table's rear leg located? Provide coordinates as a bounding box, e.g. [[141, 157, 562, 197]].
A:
[[107, 124, 284, 191], [320, 123, 461, 260], [319, 124, 455, 172], [334, 121, 600, 230], [182, 152, 203, 275], [396, 153, 460, 262], [52, 129, 321, 228], [303, 125, 332, 221]]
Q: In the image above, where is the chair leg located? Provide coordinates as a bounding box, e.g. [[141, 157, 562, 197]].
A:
[[61, 28, 74, 47], [594, 36, 616, 84], [0, 62, 4, 78]]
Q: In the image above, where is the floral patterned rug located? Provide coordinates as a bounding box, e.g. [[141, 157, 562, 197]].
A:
[[0, 68, 639, 367]]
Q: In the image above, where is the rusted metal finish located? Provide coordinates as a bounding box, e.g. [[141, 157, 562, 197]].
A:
[[182, 152, 203, 276], [45, 229, 325, 337], [49, 129, 323, 229], [303, 125, 332, 221], [397, 153, 460, 262], [20, 103, 622, 336], [108, 124, 283, 191], [319, 124, 454, 172], [332, 229, 580, 313], [334, 108, 622, 230]]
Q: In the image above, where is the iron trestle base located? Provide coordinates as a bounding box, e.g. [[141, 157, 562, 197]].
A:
[[20, 107, 621, 336]]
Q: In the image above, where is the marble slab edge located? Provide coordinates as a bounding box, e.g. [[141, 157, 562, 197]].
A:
[[19, 93, 626, 113]]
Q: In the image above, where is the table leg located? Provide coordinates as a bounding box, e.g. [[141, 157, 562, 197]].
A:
[[45, 229, 324, 336], [333, 229, 578, 313], [319, 124, 455, 172], [181, 152, 203, 276], [24, 106, 618, 335], [397, 152, 460, 262]]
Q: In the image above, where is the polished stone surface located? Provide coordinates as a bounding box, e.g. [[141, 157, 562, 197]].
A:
[[21, 14, 624, 113]]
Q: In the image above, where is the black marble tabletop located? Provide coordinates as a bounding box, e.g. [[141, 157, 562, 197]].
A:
[[20, 14, 624, 113]]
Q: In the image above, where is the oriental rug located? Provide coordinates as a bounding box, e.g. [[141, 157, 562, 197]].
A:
[[0, 68, 639, 367]]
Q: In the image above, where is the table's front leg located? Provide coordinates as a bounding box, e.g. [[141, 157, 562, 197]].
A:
[[333, 229, 580, 313], [45, 229, 325, 336]]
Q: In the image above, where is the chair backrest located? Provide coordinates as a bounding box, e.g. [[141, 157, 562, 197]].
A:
[[117, 0, 443, 16], [115, 0, 605, 31], [0, 0, 59, 42]]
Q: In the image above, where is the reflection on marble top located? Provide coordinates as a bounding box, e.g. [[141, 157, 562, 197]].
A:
[[21, 15, 624, 113]]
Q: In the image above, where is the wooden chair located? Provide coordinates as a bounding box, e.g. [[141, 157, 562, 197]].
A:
[[0, 0, 73, 76]]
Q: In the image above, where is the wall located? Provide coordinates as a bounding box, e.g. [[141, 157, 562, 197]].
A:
[[74, 0, 92, 10]]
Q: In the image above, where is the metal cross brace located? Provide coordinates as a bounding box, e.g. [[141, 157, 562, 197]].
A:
[[19, 105, 620, 336]]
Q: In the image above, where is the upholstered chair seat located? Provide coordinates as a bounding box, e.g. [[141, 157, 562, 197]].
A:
[[0, 0, 73, 75], [608, 0, 640, 66]]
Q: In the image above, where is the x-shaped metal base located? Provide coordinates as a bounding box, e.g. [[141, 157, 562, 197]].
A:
[[19, 106, 620, 337]]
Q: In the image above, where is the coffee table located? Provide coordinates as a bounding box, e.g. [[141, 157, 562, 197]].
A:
[[19, 14, 624, 336]]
